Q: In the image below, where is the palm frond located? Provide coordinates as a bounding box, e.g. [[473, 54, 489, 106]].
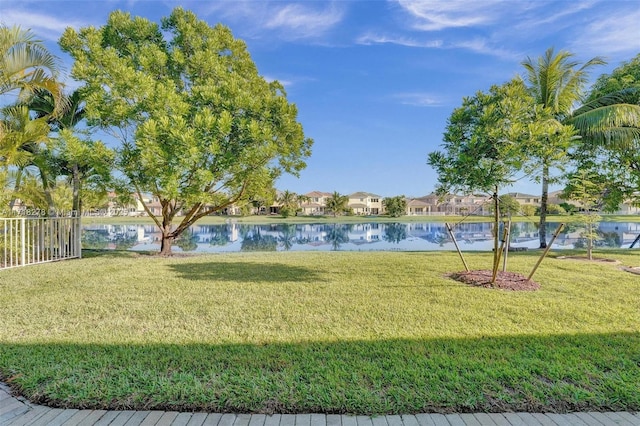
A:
[[573, 88, 640, 116], [569, 103, 640, 149]]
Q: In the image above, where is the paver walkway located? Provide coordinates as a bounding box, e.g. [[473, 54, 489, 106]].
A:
[[2, 383, 639, 426]]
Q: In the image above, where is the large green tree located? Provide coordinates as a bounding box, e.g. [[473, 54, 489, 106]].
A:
[[60, 8, 312, 255]]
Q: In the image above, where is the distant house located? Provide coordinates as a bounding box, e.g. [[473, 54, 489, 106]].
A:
[[410, 193, 491, 216], [300, 191, 332, 215], [507, 192, 540, 206], [406, 198, 432, 215], [614, 199, 640, 215], [347, 192, 382, 215]]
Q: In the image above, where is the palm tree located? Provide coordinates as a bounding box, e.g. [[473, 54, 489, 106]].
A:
[[0, 104, 53, 211], [277, 190, 300, 218], [325, 191, 349, 217], [568, 88, 640, 147], [522, 48, 605, 248], [0, 25, 64, 110], [524, 49, 640, 248], [28, 89, 112, 217]]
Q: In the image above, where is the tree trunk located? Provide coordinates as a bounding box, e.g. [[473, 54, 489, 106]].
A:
[[539, 164, 549, 249], [159, 218, 175, 255], [72, 163, 80, 215], [160, 232, 174, 256], [587, 221, 593, 261], [71, 163, 82, 257]]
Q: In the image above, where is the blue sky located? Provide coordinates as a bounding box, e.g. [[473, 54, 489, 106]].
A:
[[2, 0, 640, 198]]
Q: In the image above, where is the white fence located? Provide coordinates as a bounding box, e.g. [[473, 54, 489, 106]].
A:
[[1, 217, 81, 269]]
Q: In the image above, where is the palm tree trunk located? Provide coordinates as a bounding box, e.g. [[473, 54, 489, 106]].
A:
[[39, 168, 55, 216], [72, 163, 80, 215], [539, 164, 549, 249], [8, 168, 24, 212]]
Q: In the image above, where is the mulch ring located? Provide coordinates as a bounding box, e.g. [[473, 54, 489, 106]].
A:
[[448, 270, 540, 291], [620, 266, 640, 275], [555, 255, 620, 264]]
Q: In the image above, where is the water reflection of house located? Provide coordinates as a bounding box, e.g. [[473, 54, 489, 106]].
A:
[[297, 224, 328, 243], [405, 222, 496, 244], [348, 223, 381, 243], [598, 222, 640, 247]]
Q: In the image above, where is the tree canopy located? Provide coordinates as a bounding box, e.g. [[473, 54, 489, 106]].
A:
[[428, 78, 532, 196], [382, 195, 406, 217], [428, 78, 535, 283], [587, 53, 640, 104], [60, 8, 313, 254]]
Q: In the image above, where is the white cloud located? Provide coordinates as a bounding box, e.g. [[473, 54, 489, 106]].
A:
[[262, 75, 293, 88], [514, 0, 596, 29], [356, 33, 442, 48], [451, 38, 519, 61], [265, 3, 344, 39], [393, 92, 443, 107], [0, 9, 88, 41], [571, 8, 640, 57], [394, 0, 504, 31], [197, 1, 344, 41]]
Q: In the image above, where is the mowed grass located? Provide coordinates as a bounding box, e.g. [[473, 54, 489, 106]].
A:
[[0, 250, 639, 414]]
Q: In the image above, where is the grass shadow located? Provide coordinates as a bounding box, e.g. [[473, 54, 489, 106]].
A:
[[168, 261, 326, 283], [1, 333, 639, 414], [81, 249, 158, 259]]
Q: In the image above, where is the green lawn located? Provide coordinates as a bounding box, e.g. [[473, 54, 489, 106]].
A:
[[1, 250, 639, 414]]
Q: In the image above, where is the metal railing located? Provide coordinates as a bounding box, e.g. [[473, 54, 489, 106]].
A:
[[1, 217, 81, 269]]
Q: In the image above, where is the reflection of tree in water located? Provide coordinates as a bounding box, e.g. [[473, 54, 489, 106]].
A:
[[209, 225, 230, 246], [325, 224, 350, 251], [241, 228, 277, 252], [383, 223, 407, 244], [82, 230, 109, 249], [424, 232, 450, 247], [277, 223, 298, 251], [598, 231, 620, 248], [175, 229, 199, 252], [112, 233, 138, 250]]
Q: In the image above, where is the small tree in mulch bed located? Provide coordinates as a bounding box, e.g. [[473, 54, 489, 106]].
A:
[[428, 78, 572, 290], [562, 170, 606, 261], [428, 79, 536, 289]]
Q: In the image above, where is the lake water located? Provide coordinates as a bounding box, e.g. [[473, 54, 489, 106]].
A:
[[81, 220, 640, 253]]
